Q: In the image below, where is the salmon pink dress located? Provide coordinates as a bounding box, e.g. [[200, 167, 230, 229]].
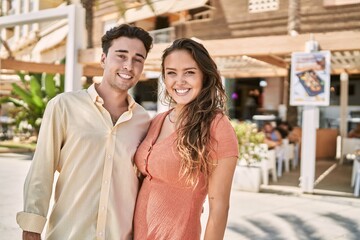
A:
[[134, 110, 238, 240]]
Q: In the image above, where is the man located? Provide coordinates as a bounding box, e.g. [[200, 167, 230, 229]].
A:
[[17, 24, 153, 240]]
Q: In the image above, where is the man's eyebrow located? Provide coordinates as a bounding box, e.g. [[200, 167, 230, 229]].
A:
[[115, 49, 145, 60]]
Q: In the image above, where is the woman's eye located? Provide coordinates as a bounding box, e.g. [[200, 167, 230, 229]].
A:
[[185, 71, 195, 75], [166, 71, 175, 75]]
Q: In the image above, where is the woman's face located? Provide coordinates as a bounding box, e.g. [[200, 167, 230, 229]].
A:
[[163, 50, 203, 108]]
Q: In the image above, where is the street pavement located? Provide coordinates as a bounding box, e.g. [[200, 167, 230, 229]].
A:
[[0, 153, 32, 239], [1, 153, 360, 240]]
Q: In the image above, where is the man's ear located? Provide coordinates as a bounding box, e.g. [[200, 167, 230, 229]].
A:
[[100, 53, 106, 68]]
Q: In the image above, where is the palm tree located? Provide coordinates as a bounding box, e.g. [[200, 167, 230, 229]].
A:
[[288, 0, 300, 36], [287, 0, 300, 126]]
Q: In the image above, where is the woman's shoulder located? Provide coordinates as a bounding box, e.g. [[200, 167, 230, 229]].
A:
[[211, 112, 230, 128], [210, 112, 236, 138]]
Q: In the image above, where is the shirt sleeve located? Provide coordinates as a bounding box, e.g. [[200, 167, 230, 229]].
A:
[[210, 114, 239, 161], [16, 96, 65, 233]]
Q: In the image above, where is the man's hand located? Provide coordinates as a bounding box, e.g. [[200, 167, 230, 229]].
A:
[[23, 231, 41, 240]]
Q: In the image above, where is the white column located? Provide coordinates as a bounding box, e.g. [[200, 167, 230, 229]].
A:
[[299, 39, 319, 193], [65, 3, 85, 92], [300, 106, 318, 192], [339, 72, 349, 164]]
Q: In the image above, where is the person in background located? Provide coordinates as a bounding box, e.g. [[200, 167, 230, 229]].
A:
[[349, 123, 360, 138], [17, 24, 153, 240], [133, 38, 239, 240], [276, 120, 290, 139], [263, 121, 283, 149]]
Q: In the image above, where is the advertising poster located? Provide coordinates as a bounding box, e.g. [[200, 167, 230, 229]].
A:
[[289, 51, 331, 106]]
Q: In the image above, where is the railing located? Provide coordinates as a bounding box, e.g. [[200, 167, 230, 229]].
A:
[[149, 27, 175, 44]]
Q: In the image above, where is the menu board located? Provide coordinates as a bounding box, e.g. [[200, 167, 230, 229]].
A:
[[290, 51, 331, 106]]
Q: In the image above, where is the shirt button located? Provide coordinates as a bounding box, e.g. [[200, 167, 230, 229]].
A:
[[98, 232, 103, 236], [108, 155, 111, 159], [104, 180, 108, 184]]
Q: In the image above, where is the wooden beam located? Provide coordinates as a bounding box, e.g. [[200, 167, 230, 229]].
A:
[[140, 31, 360, 62], [83, 65, 103, 77], [202, 31, 360, 57], [1, 58, 65, 74], [251, 55, 289, 68], [79, 31, 360, 73], [221, 69, 288, 78], [0, 58, 103, 77], [331, 68, 360, 75]]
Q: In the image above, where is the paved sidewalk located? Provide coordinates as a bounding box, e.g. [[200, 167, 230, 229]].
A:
[[217, 191, 360, 239], [0, 153, 32, 239], [1, 153, 360, 240]]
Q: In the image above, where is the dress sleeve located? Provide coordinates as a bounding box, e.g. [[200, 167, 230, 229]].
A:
[[210, 114, 239, 161], [16, 96, 65, 234]]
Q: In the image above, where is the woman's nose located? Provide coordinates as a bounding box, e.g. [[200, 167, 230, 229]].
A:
[[176, 75, 186, 84]]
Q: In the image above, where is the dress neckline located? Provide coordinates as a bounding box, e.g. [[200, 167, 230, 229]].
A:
[[152, 109, 176, 146]]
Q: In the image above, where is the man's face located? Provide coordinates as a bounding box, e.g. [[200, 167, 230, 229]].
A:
[[101, 37, 147, 92]]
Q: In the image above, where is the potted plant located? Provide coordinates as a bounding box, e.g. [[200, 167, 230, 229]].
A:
[[231, 120, 266, 192]]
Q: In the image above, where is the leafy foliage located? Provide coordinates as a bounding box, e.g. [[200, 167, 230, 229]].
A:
[[231, 120, 266, 165], [0, 72, 64, 136]]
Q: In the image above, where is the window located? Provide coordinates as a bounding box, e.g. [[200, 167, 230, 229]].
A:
[[248, 0, 279, 13]]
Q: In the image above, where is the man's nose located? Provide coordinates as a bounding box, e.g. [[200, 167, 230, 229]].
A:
[[123, 60, 133, 70]]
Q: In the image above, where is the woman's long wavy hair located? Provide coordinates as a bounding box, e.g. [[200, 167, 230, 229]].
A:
[[161, 38, 227, 186]]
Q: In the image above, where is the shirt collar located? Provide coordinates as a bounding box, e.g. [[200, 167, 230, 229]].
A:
[[87, 83, 136, 110]]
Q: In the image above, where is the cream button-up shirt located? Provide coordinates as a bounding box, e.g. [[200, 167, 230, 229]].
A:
[[16, 84, 150, 240]]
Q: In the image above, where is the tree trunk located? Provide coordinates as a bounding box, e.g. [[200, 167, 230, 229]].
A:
[[81, 0, 95, 85], [288, 0, 300, 36]]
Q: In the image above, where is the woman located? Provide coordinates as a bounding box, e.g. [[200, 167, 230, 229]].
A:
[[133, 38, 239, 240]]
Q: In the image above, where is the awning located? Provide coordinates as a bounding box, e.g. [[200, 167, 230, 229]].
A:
[[32, 24, 68, 53], [118, 0, 209, 23]]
